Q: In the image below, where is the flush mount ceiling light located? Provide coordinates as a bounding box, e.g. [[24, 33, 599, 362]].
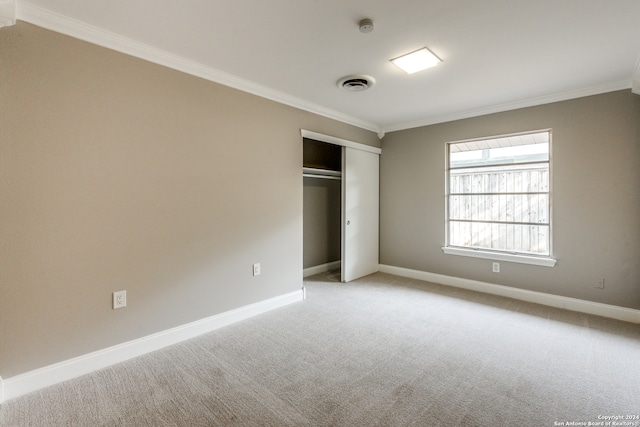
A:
[[390, 47, 441, 74]]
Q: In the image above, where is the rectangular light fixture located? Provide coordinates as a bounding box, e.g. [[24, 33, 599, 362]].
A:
[[391, 48, 441, 74]]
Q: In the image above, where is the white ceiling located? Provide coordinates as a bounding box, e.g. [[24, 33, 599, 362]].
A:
[[14, 0, 640, 135]]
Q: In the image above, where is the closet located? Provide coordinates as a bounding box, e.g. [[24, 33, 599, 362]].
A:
[[302, 130, 380, 282]]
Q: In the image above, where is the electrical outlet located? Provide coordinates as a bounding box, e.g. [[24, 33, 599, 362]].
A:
[[113, 290, 126, 309], [253, 263, 261, 276], [596, 278, 605, 289], [492, 262, 500, 273]]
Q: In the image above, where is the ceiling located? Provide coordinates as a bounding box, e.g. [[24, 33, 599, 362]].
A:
[[13, 0, 640, 136]]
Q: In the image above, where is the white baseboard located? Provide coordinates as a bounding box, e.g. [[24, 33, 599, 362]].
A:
[[378, 264, 640, 324], [0, 289, 303, 404], [303, 260, 341, 277]]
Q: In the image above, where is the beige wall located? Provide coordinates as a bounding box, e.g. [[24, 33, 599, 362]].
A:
[[0, 22, 379, 377], [381, 90, 640, 309]]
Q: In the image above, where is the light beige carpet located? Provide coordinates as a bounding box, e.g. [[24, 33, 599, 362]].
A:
[[1, 271, 639, 426]]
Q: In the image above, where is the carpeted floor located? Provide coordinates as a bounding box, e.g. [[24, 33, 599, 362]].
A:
[[1, 271, 639, 426]]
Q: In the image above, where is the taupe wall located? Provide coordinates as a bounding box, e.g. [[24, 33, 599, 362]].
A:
[[0, 22, 379, 377], [381, 90, 640, 309]]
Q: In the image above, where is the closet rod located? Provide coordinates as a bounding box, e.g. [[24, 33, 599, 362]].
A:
[[303, 173, 342, 181], [302, 167, 342, 177]]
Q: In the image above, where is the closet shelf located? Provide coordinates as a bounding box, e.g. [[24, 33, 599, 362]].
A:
[[303, 167, 342, 180]]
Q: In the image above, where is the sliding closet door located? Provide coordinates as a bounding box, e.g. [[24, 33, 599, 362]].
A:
[[342, 147, 379, 282]]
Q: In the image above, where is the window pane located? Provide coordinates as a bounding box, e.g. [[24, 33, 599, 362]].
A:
[[449, 194, 549, 223], [449, 221, 549, 255], [450, 164, 549, 192], [450, 131, 549, 169]]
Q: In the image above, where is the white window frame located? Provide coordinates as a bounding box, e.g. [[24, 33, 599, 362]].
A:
[[442, 129, 557, 267]]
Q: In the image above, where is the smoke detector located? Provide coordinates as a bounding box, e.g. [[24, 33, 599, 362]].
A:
[[337, 74, 376, 92], [359, 19, 374, 33]]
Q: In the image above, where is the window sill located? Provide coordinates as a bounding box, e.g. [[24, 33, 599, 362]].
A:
[[442, 247, 557, 267]]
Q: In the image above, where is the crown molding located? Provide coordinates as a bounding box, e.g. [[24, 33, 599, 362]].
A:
[[13, 1, 636, 137], [15, 1, 381, 135], [383, 79, 633, 133]]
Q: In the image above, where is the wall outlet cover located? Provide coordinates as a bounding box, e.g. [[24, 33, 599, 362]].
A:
[[113, 290, 126, 309]]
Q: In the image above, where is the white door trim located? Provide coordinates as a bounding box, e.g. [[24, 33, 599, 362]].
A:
[[300, 130, 381, 155]]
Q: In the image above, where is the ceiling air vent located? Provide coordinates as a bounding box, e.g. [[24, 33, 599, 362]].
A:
[[337, 75, 376, 92]]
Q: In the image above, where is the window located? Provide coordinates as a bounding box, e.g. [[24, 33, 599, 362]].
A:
[[444, 130, 556, 267]]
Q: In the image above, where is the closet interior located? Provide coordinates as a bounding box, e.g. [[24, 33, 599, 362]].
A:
[[302, 138, 342, 277]]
